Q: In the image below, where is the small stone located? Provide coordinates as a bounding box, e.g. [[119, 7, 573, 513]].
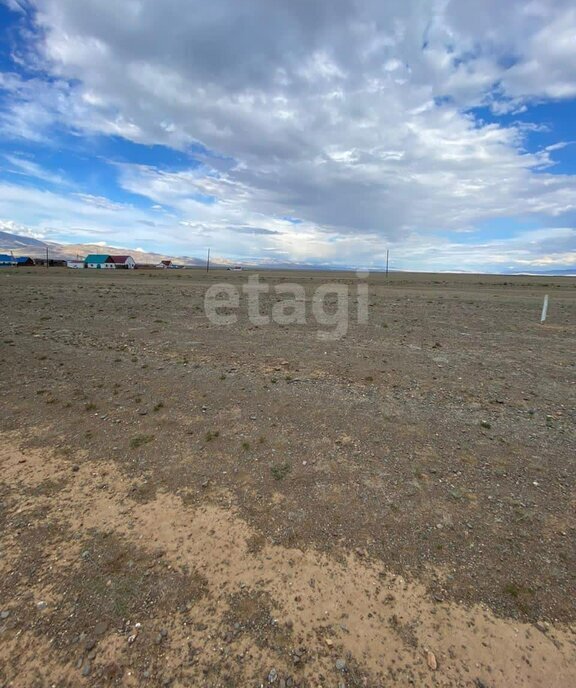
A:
[[81, 660, 91, 677], [84, 638, 96, 651], [94, 621, 108, 635], [36, 601, 47, 611], [335, 658, 346, 671], [426, 650, 438, 671], [0, 611, 10, 619], [480, 420, 491, 429], [71, 465, 80, 472], [268, 668, 278, 683], [325, 638, 333, 647]]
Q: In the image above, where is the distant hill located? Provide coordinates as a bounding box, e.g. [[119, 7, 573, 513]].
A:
[[2, 228, 574, 275], [0, 228, 227, 267], [505, 268, 576, 277], [0, 229, 48, 249]]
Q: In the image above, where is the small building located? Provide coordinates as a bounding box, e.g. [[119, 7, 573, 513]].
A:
[[0, 253, 17, 266], [110, 255, 136, 269], [34, 258, 67, 267], [156, 259, 173, 269], [16, 256, 35, 266], [67, 260, 85, 269], [84, 254, 115, 269]]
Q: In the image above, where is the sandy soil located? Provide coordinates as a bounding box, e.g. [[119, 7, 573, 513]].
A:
[[0, 267, 575, 687]]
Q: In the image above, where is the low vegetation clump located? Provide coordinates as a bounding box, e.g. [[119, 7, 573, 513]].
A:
[[129, 434, 155, 449], [271, 462, 291, 481]]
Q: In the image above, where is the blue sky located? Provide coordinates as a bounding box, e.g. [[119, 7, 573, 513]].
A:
[[0, 0, 575, 272]]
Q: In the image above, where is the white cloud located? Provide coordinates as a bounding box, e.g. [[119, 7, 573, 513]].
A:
[[0, 0, 575, 269], [3, 153, 69, 186], [0, 181, 174, 243]]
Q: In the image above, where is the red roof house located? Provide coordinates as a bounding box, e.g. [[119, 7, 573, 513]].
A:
[[110, 255, 136, 269]]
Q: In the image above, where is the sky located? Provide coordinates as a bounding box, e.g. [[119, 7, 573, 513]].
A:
[[0, 0, 575, 272]]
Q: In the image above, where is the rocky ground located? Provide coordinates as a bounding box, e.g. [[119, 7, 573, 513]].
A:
[[0, 267, 574, 687]]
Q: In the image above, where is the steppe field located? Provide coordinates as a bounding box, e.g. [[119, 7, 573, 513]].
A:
[[0, 267, 575, 688]]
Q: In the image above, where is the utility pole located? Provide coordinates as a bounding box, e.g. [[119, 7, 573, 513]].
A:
[[46, 246, 49, 268], [206, 248, 210, 273], [385, 249, 389, 278]]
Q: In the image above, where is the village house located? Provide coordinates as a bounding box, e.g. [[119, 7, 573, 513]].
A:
[[0, 253, 17, 266], [84, 254, 116, 269], [110, 255, 136, 269], [16, 256, 35, 266]]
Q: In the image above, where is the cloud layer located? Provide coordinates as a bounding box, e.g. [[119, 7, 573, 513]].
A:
[[1, 0, 576, 270]]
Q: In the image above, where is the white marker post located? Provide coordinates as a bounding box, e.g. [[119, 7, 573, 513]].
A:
[[540, 294, 549, 324]]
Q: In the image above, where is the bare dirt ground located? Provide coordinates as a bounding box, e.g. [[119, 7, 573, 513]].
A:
[[0, 267, 574, 687]]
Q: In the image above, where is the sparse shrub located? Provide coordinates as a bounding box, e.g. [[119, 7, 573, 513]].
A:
[[130, 434, 155, 449], [271, 462, 291, 481]]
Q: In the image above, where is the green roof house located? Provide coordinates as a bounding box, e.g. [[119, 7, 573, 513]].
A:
[[84, 254, 115, 269]]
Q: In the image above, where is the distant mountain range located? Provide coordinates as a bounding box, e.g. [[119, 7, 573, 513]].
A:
[[1, 228, 575, 275], [0, 229, 221, 267], [0, 229, 47, 250], [510, 269, 576, 277], [0, 228, 339, 270]]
